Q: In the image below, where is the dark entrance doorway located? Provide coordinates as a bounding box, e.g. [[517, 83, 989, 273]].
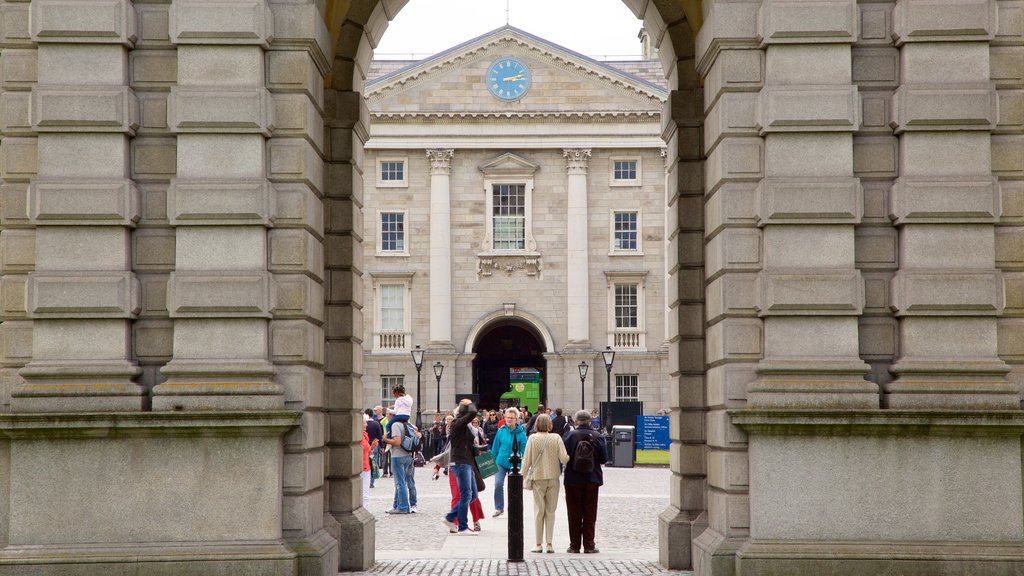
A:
[[472, 321, 547, 410]]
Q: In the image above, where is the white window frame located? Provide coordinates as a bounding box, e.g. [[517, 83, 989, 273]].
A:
[[610, 156, 641, 187], [376, 156, 408, 188], [609, 209, 643, 255], [615, 374, 639, 401], [381, 375, 404, 409], [605, 271, 648, 351], [370, 271, 414, 352], [483, 177, 537, 254], [377, 209, 409, 256]]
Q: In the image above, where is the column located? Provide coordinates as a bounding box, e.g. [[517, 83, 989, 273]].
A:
[[426, 148, 454, 350], [886, 0, 1015, 408], [14, 0, 143, 411], [564, 148, 591, 348], [153, 0, 281, 410]]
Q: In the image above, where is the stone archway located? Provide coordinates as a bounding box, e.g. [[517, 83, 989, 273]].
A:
[[319, 0, 707, 571]]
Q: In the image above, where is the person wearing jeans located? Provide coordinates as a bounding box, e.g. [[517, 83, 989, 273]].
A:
[[383, 420, 417, 514], [442, 399, 480, 534], [490, 406, 527, 516]]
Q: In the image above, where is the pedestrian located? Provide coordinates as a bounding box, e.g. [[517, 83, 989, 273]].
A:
[[521, 414, 569, 553], [360, 414, 373, 510], [428, 414, 445, 459], [590, 408, 602, 432], [382, 417, 418, 514], [551, 408, 569, 437], [365, 408, 382, 488], [471, 415, 487, 451], [430, 444, 484, 532], [562, 409, 608, 554], [483, 411, 499, 450], [442, 398, 480, 535], [491, 406, 527, 517], [384, 384, 414, 440], [526, 404, 546, 435]]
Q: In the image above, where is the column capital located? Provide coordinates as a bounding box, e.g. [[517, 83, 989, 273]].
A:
[[425, 149, 455, 175], [563, 148, 592, 175]]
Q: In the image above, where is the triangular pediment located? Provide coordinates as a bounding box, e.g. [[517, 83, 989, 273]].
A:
[[365, 26, 666, 119], [478, 152, 540, 177]]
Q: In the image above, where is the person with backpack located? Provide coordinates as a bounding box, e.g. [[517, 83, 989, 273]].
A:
[[382, 418, 421, 514], [562, 409, 608, 554]]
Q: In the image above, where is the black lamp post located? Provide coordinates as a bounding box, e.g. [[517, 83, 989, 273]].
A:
[[410, 345, 424, 427], [602, 346, 616, 406], [433, 361, 444, 415], [578, 361, 588, 411]]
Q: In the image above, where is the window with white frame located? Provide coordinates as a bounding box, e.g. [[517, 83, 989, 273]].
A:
[[377, 157, 408, 187], [381, 375, 404, 408], [605, 271, 647, 350], [615, 374, 639, 401], [371, 272, 413, 352], [611, 210, 641, 253], [379, 211, 407, 254], [492, 183, 526, 250], [610, 157, 641, 186]]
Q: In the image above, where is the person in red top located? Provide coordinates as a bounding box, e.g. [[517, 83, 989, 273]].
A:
[[360, 415, 373, 511]]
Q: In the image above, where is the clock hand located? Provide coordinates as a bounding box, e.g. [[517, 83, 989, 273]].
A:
[[503, 74, 524, 82]]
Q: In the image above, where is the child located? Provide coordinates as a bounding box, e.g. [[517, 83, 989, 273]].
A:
[[385, 384, 414, 439]]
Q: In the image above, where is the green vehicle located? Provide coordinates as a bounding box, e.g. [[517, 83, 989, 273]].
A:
[[499, 367, 541, 411]]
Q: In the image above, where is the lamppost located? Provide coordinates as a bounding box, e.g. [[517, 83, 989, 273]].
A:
[[433, 362, 444, 415], [410, 345, 424, 427], [602, 346, 616, 405], [578, 361, 588, 411]]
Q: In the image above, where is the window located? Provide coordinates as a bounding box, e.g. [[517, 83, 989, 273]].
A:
[[381, 375, 404, 408], [371, 272, 413, 352], [612, 210, 640, 253], [605, 271, 647, 350], [376, 157, 408, 187], [379, 211, 406, 254], [615, 374, 639, 401], [492, 183, 526, 250], [610, 156, 641, 186]]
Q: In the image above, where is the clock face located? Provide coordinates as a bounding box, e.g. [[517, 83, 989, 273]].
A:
[[487, 57, 531, 101]]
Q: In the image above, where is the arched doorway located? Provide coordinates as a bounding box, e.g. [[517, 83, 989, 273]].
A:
[[472, 320, 547, 410]]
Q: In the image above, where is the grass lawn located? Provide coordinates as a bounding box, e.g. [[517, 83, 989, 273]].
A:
[[635, 449, 669, 466]]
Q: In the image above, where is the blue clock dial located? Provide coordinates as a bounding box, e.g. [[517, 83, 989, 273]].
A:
[[487, 57, 531, 101]]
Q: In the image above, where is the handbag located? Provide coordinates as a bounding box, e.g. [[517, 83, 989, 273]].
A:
[[473, 459, 487, 492], [370, 456, 381, 480], [474, 450, 498, 478], [523, 441, 544, 491]]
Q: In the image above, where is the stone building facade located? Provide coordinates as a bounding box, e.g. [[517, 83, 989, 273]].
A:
[[360, 28, 671, 416], [0, 1, 1022, 576]]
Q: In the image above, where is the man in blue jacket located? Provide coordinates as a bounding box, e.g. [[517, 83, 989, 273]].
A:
[[490, 406, 528, 517], [562, 409, 608, 554]]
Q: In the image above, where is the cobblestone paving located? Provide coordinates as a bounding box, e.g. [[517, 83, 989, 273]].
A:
[[348, 559, 692, 575]]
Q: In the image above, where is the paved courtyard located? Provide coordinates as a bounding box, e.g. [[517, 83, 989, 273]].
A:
[[347, 465, 692, 575]]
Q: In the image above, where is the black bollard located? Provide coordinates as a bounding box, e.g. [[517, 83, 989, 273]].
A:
[[507, 437, 524, 562]]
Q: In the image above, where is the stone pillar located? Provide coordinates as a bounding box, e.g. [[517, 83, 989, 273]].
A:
[[747, 0, 875, 408], [0, 0, 37, 410], [885, 0, 1016, 408], [426, 148, 454, 350], [14, 0, 144, 411], [564, 148, 591, 349]]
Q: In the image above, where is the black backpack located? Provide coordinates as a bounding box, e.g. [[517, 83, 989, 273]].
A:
[[572, 431, 597, 473]]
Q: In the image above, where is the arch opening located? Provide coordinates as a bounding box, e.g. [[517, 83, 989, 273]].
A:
[[471, 318, 548, 410]]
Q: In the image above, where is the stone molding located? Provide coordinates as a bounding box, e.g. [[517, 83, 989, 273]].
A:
[[167, 271, 273, 318], [758, 85, 859, 133], [31, 86, 139, 134], [268, 139, 323, 196], [893, 0, 997, 44], [29, 178, 139, 226], [1, 92, 32, 136], [758, 0, 858, 45], [167, 178, 275, 226], [168, 87, 274, 135], [890, 177, 1000, 224], [28, 271, 139, 318], [31, 0, 137, 46], [757, 177, 862, 224], [476, 252, 542, 278], [562, 148, 592, 175], [891, 270, 1005, 316], [0, 410, 300, 438], [267, 3, 330, 76], [758, 270, 864, 315], [168, 0, 273, 46], [425, 148, 454, 175], [891, 83, 998, 133], [370, 110, 662, 123], [731, 409, 1024, 436]]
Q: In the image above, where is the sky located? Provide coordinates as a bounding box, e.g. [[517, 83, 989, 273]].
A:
[[374, 0, 645, 60]]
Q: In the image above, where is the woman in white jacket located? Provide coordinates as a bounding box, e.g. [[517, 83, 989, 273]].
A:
[[520, 413, 570, 553]]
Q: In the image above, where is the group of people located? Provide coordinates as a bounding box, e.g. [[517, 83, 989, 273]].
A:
[[361, 389, 609, 554]]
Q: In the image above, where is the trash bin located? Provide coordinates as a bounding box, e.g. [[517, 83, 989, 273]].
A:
[[608, 425, 635, 468]]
